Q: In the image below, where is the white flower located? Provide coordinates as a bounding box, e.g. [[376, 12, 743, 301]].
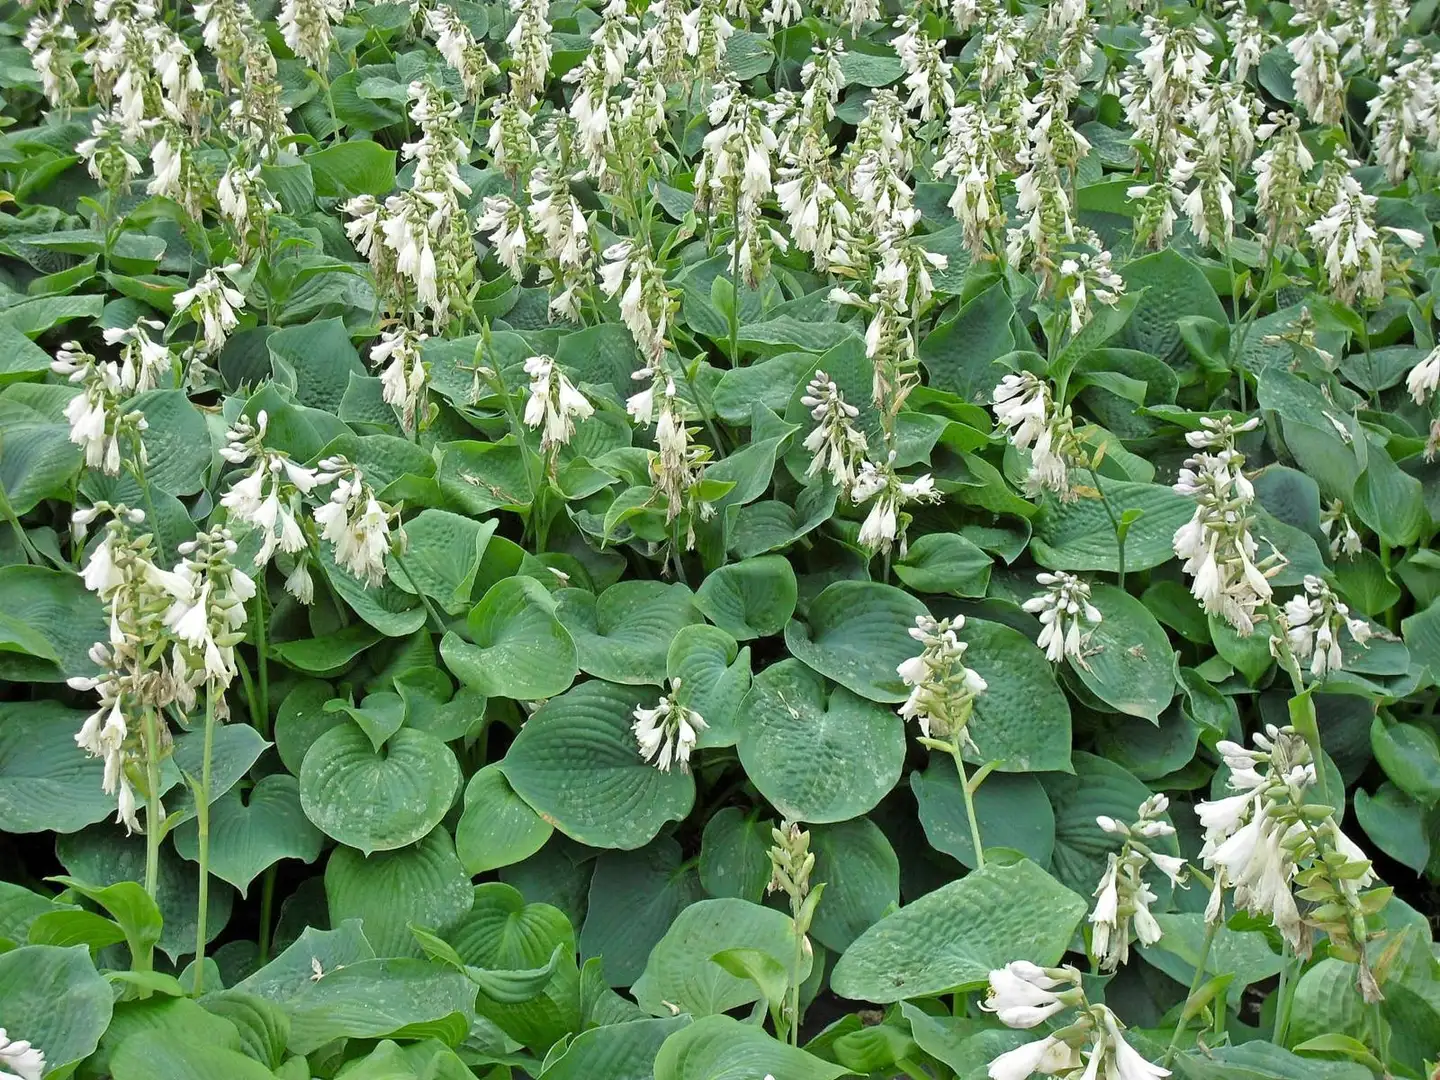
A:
[[173, 266, 246, 355], [1306, 173, 1384, 307], [1280, 575, 1372, 680], [802, 371, 868, 494], [1407, 345, 1440, 404], [1172, 417, 1278, 635], [992, 373, 1078, 500], [314, 461, 396, 588], [371, 326, 430, 432], [1319, 500, 1363, 559], [102, 318, 171, 393], [987, 1035, 1083, 1080], [0, 1028, 45, 1080], [632, 683, 706, 772], [1022, 572, 1101, 665], [897, 614, 986, 746], [524, 354, 594, 453], [982, 963, 1079, 1028]]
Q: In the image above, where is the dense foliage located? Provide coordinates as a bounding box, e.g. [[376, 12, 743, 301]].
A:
[[0, 0, 1439, 1077]]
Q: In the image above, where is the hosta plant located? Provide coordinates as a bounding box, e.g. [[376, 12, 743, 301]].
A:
[[0, 0, 1438, 1077]]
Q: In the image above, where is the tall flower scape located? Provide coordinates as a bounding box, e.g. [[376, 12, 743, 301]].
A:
[[0, 0, 1437, 1076]]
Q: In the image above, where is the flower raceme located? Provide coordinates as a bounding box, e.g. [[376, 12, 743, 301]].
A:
[[1195, 724, 1384, 994], [1171, 415, 1283, 636], [1279, 574, 1373, 680], [312, 456, 400, 588], [523, 353, 594, 455], [632, 681, 706, 772], [1089, 795, 1185, 972], [896, 614, 986, 749], [983, 963, 1169, 1080], [800, 369, 868, 496], [1022, 571, 1101, 666], [991, 372, 1080, 502]]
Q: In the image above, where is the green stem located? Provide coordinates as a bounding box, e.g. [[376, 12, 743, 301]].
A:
[[951, 745, 985, 870], [786, 915, 805, 1047], [252, 594, 270, 738], [0, 479, 43, 565], [393, 550, 447, 633], [1086, 463, 1126, 589], [1267, 603, 1330, 807], [1272, 948, 1296, 1046], [193, 685, 216, 996], [1162, 916, 1221, 1066], [142, 708, 163, 900], [257, 865, 277, 966]]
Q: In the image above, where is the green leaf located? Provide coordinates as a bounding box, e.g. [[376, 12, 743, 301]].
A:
[[268, 318, 367, 413], [580, 837, 703, 987], [1116, 249, 1228, 362], [1138, 913, 1283, 1008], [387, 509, 496, 614], [557, 581, 704, 686], [829, 858, 1087, 1003], [1370, 715, 1440, 806], [809, 818, 899, 953], [698, 807, 772, 902], [1032, 479, 1193, 573], [172, 774, 324, 895], [654, 1015, 849, 1080], [901, 1003, 1031, 1078], [455, 763, 554, 875], [319, 542, 428, 637], [168, 722, 272, 822], [691, 555, 798, 640], [56, 826, 233, 962], [0, 700, 114, 833], [784, 581, 928, 703], [0, 945, 112, 1074], [1069, 584, 1177, 722], [25, 907, 126, 951], [47, 876, 161, 969], [1042, 752, 1178, 896], [325, 827, 473, 958], [893, 532, 993, 596], [0, 566, 105, 682], [1172, 1039, 1372, 1080], [668, 624, 752, 748], [1351, 434, 1425, 547], [735, 659, 905, 823], [919, 282, 1016, 402], [441, 574, 579, 700], [306, 139, 397, 198], [233, 919, 377, 1002], [299, 722, 461, 853], [200, 990, 292, 1070], [285, 957, 479, 1054], [963, 618, 1074, 773], [499, 680, 696, 849], [325, 691, 405, 753], [1353, 783, 1431, 872], [632, 897, 808, 1018], [539, 1016, 692, 1080], [110, 1029, 277, 1080], [912, 759, 1055, 869]]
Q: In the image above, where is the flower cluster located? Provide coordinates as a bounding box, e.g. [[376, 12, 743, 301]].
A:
[[983, 963, 1169, 1080], [524, 353, 594, 458], [1089, 795, 1186, 972], [313, 456, 400, 587], [1023, 571, 1101, 666], [632, 680, 707, 772], [992, 372, 1080, 501], [896, 614, 986, 749], [0, 1028, 44, 1080], [1172, 416, 1282, 636], [1196, 725, 1383, 995], [219, 412, 319, 596], [800, 370, 868, 496], [850, 458, 939, 556], [1278, 575, 1373, 680]]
